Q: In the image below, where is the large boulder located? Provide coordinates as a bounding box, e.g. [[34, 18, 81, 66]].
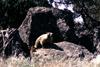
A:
[[18, 7, 98, 54], [18, 7, 77, 47], [18, 7, 98, 60], [31, 41, 94, 61]]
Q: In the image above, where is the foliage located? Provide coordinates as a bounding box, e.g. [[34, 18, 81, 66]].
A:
[[74, 0, 100, 21], [0, 0, 99, 29], [0, 0, 49, 28]]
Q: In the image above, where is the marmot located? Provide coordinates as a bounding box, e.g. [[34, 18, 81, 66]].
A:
[[30, 32, 53, 53]]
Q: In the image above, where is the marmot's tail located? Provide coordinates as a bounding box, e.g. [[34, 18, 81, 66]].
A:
[[30, 46, 36, 52], [30, 46, 36, 57]]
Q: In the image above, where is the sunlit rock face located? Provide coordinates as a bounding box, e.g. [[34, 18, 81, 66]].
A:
[[48, 0, 73, 12], [91, 55, 100, 67], [47, 0, 84, 25], [73, 13, 84, 25]]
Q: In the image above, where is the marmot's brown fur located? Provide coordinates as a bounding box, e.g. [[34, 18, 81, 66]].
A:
[[30, 32, 53, 54]]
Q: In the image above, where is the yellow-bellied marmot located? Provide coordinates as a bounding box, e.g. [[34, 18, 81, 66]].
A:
[[30, 32, 53, 53]]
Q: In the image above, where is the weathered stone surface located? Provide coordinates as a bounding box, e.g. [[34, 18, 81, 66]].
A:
[[18, 7, 76, 47], [18, 7, 98, 60], [31, 41, 94, 61]]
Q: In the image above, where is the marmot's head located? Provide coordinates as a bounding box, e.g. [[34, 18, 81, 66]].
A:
[[46, 32, 53, 42], [46, 32, 53, 37]]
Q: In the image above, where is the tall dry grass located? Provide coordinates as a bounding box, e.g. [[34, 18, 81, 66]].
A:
[[0, 55, 99, 67]]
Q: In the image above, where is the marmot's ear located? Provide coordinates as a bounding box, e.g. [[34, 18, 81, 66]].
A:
[[50, 32, 53, 36]]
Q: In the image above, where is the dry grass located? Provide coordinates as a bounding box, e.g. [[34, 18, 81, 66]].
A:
[[0, 56, 99, 67]]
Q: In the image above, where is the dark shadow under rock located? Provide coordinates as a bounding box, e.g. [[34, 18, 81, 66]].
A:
[[36, 43, 64, 51], [79, 33, 97, 53]]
